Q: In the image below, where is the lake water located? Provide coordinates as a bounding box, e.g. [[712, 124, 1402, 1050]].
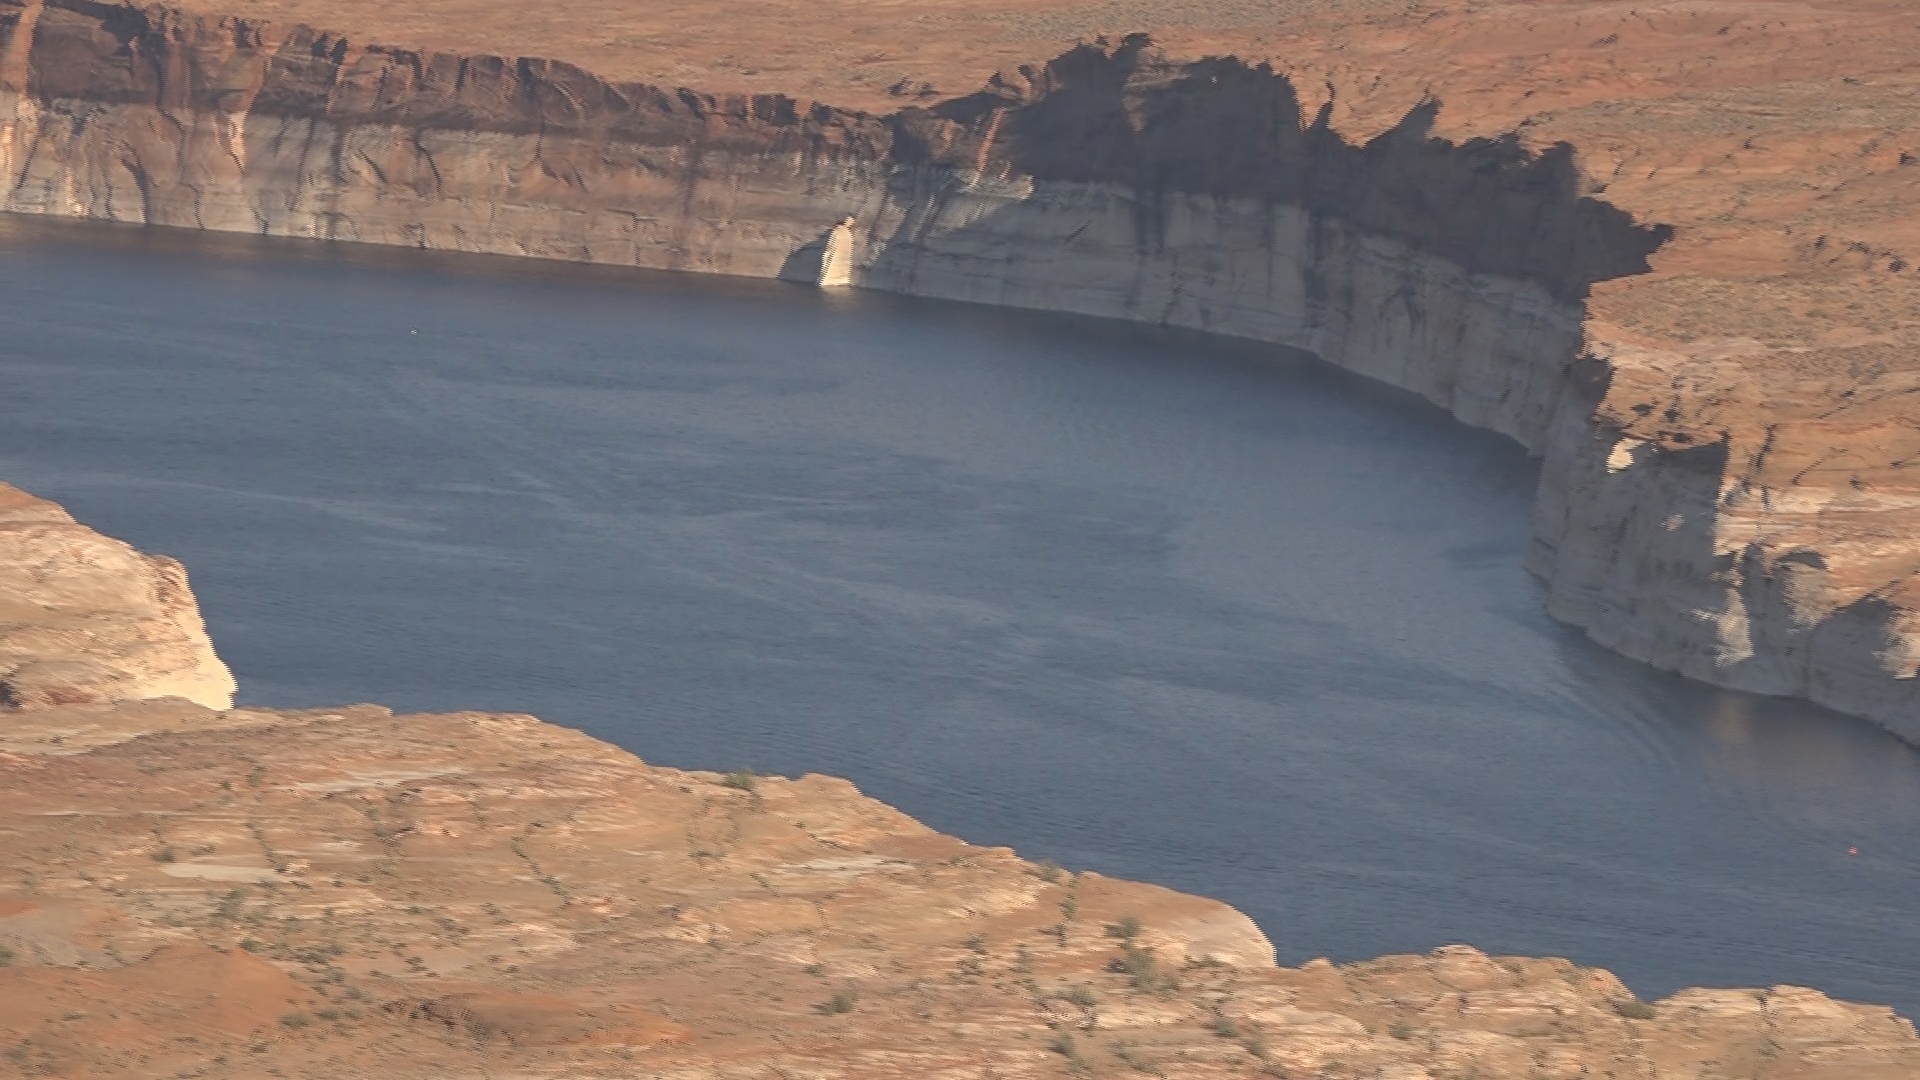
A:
[[4, 214, 1918, 1015]]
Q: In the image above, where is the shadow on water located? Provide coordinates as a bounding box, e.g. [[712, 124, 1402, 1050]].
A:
[[2, 212, 1918, 1017]]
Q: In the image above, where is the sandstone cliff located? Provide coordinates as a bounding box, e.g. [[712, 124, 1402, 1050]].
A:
[[1, 482, 1916, 1078], [1, 0, 1915, 737], [0, 482, 234, 711]]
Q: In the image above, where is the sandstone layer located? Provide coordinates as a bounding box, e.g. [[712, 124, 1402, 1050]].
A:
[[0, 482, 234, 712], [2, 486, 1917, 1079], [0, 0, 1916, 736]]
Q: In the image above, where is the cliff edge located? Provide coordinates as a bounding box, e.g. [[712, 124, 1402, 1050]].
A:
[[0, 482, 234, 711], [2, 480, 1916, 1078], [1, 0, 1915, 735]]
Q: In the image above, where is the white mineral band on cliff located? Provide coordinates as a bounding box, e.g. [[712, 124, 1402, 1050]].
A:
[[0, 2, 1912, 737]]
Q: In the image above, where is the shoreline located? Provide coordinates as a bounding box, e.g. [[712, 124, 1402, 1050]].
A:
[[3, 478, 1917, 1076], [3, 1, 1913, 737]]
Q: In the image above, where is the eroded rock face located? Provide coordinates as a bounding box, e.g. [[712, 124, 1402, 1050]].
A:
[[0, 483, 235, 711], [0, 0, 1914, 735], [1528, 344, 1920, 739]]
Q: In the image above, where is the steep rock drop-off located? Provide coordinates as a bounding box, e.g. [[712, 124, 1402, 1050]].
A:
[[0, 482, 234, 711], [0, 0, 1915, 736], [4, 484, 1919, 1078]]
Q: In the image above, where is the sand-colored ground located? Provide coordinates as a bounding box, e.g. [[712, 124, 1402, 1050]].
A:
[[6, 697, 1919, 1078]]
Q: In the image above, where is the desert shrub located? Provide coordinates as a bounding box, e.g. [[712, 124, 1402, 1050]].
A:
[[1050, 1031, 1082, 1061], [1112, 1043, 1164, 1075], [721, 769, 757, 793], [1109, 942, 1160, 991], [819, 987, 859, 1014], [279, 1013, 310, 1029], [1206, 1011, 1241, 1039], [1613, 997, 1657, 1020], [1105, 915, 1142, 941]]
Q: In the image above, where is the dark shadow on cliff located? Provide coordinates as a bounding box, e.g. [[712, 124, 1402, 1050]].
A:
[[1535, 428, 1919, 734], [886, 34, 1673, 302]]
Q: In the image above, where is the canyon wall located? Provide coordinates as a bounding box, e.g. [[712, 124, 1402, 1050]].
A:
[[2, 1, 1913, 736]]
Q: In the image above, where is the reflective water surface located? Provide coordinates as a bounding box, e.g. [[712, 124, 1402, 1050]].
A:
[[4, 216, 1917, 1014]]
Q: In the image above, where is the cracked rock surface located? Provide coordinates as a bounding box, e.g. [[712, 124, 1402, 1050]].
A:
[[1, 483, 1917, 1076]]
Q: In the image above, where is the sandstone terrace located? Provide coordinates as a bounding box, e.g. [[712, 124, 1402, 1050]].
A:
[[1, 483, 1918, 1078]]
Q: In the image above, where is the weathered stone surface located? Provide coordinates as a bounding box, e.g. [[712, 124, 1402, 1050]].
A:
[[0, 483, 1915, 1077], [0, 482, 235, 711], [4, 702, 1916, 1078]]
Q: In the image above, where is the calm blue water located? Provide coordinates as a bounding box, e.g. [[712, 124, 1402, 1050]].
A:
[[4, 215, 1918, 1015]]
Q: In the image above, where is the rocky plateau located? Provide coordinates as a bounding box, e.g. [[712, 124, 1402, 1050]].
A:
[[3, 483, 1919, 1078]]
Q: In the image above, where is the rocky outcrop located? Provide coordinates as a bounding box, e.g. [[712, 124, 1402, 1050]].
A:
[[12, 702, 1920, 1078], [1, 0, 1914, 735], [0, 480, 1915, 1077], [1528, 343, 1920, 738], [0, 482, 235, 711]]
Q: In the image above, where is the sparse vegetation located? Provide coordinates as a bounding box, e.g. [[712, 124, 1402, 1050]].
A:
[[1614, 997, 1657, 1020], [721, 769, 757, 793], [1033, 860, 1065, 884], [1112, 1042, 1165, 1075], [0, 945, 14, 967], [964, 932, 988, 953], [1059, 983, 1098, 1009], [1049, 1031, 1085, 1065], [819, 987, 859, 1014], [1105, 915, 1142, 940], [278, 1012, 310, 1029], [1388, 1020, 1415, 1040], [1109, 941, 1175, 993], [151, 845, 179, 863]]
